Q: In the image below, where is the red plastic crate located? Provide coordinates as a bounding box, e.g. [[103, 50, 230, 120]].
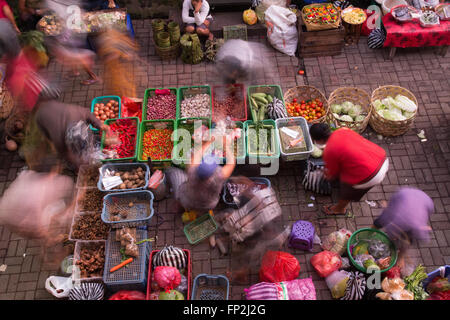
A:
[[212, 84, 247, 122], [146, 249, 191, 300]]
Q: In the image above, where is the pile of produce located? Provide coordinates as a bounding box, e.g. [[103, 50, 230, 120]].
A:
[[115, 227, 139, 258], [330, 101, 367, 123], [205, 38, 225, 62], [341, 7, 367, 24], [146, 90, 176, 120], [37, 15, 63, 36], [247, 123, 276, 156], [93, 100, 120, 123], [77, 189, 104, 212], [278, 125, 307, 154], [350, 239, 392, 272], [243, 8, 257, 25], [180, 33, 204, 65], [286, 98, 325, 122], [72, 10, 127, 33], [426, 274, 450, 300], [404, 265, 429, 300], [103, 118, 138, 159], [71, 213, 109, 240], [75, 242, 105, 279], [420, 11, 439, 26], [103, 167, 147, 190], [176, 122, 210, 158], [213, 89, 246, 121], [180, 93, 211, 118], [303, 3, 339, 25], [249, 92, 287, 121], [376, 276, 414, 300], [211, 121, 244, 158], [141, 128, 174, 161], [373, 95, 417, 121], [78, 165, 100, 187]]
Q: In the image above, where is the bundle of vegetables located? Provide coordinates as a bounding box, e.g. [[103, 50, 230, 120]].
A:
[[103, 119, 137, 159], [250, 92, 286, 121], [248, 124, 276, 156], [404, 264, 429, 300], [141, 128, 174, 161], [205, 38, 225, 62], [286, 98, 325, 122], [373, 95, 417, 121], [330, 101, 366, 123], [180, 33, 204, 65], [146, 90, 176, 120]]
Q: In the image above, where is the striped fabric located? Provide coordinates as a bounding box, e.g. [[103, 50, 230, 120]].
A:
[[341, 271, 366, 300], [153, 246, 187, 270], [368, 29, 386, 49], [69, 283, 104, 300], [245, 279, 316, 300]]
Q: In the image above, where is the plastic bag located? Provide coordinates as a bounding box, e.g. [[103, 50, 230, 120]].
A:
[[45, 276, 74, 298], [121, 97, 142, 121], [255, 0, 287, 23], [245, 278, 316, 300], [321, 229, 352, 255], [341, 271, 366, 300], [259, 251, 301, 283], [154, 266, 182, 290], [311, 250, 342, 278], [340, 257, 351, 270], [264, 5, 298, 56], [109, 290, 146, 300], [325, 270, 350, 299]]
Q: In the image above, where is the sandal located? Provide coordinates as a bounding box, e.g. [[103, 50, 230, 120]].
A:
[[322, 205, 348, 216], [81, 78, 101, 85]]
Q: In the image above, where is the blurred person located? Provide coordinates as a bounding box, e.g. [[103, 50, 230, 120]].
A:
[[182, 0, 214, 40], [0, 0, 21, 33], [19, 0, 48, 31], [215, 39, 271, 85], [0, 19, 21, 62], [34, 99, 116, 171], [166, 134, 236, 214], [0, 169, 75, 244], [81, 0, 117, 10], [372, 187, 434, 269], [96, 28, 138, 97], [309, 124, 388, 216]]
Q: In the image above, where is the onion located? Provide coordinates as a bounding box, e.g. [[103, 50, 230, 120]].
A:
[[5, 137, 17, 152]]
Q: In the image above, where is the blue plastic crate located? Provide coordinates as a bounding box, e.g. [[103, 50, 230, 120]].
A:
[[422, 265, 450, 291], [222, 177, 271, 208], [191, 274, 229, 300], [90, 96, 121, 132], [103, 229, 151, 292], [102, 190, 154, 229], [97, 163, 150, 192]]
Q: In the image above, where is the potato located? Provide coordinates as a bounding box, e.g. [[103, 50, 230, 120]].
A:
[[126, 182, 133, 189], [123, 173, 129, 180], [119, 183, 126, 189], [137, 172, 144, 178]]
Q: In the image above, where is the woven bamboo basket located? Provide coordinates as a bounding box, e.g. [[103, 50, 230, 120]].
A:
[[155, 41, 181, 60], [327, 87, 371, 133], [283, 85, 329, 124], [0, 87, 15, 120], [5, 111, 30, 143], [369, 85, 418, 136]]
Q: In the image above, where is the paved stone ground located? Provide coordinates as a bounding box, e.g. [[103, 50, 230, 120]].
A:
[[0, 19, 449, 300]]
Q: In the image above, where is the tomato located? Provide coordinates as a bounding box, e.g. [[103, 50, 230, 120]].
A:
[[293, 98, 297, 103], [316, 112, 322, 118], [301, 100, 305, 104], [295, 106, 300, 112], [318, 102, 323, 107]]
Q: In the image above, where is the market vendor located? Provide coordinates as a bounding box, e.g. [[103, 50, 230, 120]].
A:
[[19, 0, 48, 31], [309, 124, 388, 216], [34, 100, 116, 171], [372, 187, 434, 268], [215, 39, 273, 85], [0, 0, 21, 33], [182, 0, 213, 40]]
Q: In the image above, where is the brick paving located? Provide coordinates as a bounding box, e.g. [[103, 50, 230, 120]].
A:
[[0, 19, 449, 300]]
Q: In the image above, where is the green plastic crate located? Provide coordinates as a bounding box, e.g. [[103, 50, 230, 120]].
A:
[[247, 85, 286, 122], [177, 86, 212, 121], [223, 24, 247, 41], [244, 119, 280, 161], [90, 95, 121, 132], [100, 117, 140, 163], [173, 118, 211, 165], [142, 87, 178, 121], [184, 213, 218, 245], [211, 121, 246, 164], [137, 119, 175, 163]]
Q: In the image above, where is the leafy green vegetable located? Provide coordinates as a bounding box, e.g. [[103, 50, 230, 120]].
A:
[[404, 264, 429, 300]]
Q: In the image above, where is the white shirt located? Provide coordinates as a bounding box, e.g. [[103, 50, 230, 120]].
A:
[[182, 0, 212, 26]]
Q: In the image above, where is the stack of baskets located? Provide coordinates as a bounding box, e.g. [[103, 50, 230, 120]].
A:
[[151, 19, 181, 60], [369, 85, 418, 136], [327, 87, 372, 133], [283, 85, 329, 124]]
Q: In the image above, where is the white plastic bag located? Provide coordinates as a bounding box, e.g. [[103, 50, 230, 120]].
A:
[[45, 276, 74, 298], [255, 0, 287, 23], [321, 229, 353, 255], [325, 270, 350, 299], [264, 5, 298, 56]]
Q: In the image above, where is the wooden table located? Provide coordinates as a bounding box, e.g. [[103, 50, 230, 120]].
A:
[[382, 13, 450, 59]]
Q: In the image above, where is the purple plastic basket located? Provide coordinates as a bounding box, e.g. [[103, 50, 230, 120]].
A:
[[288, 220, 315, 251]]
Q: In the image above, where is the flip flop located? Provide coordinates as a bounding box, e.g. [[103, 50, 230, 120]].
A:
[[81, 78, 101, 85]]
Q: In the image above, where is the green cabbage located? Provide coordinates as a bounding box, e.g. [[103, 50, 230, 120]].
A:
[[395, 95, 417, 113], [378, 109, 406, 121], [311, 144, 323, 158], [355, 115, 365, 122], [331, 104, 343, 114], [332, 112, 341, 120], [373, 99, 386, 111], [348, 104, 362, 118], [403, 111, 414, 119], [339, 115, 354, 122], [341, 101, 354, 114]]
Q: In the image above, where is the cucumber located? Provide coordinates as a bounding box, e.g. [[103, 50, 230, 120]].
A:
[[250, 97, 259, 110], [251, 106, 258, 122], [259, 103, 266, 121], [251, 93, 268, 99], [266, 95, 273, 103], [253, 96, 269, 105]]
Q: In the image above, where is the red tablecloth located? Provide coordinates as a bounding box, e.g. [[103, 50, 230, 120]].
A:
[[383, 13, 450, 48]]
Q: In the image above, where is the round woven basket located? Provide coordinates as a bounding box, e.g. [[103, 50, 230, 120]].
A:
[[0, 87, 15, 120], [283, 85, 329, 124], [155, 41, 181, 61], [327, 87, 371, 133], [369, 85, 418, 136], [5, 111, 30, 144]]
